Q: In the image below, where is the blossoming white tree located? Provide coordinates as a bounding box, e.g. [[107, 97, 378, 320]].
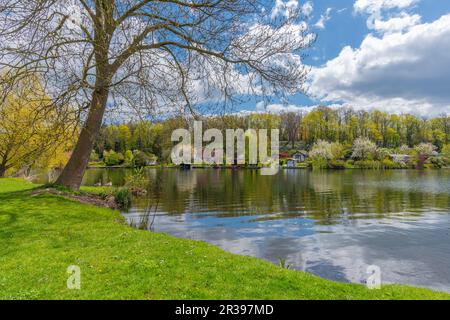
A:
[[351, 137, 378, 160]]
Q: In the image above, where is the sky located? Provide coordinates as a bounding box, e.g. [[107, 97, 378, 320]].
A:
[[245, 0, 450, 116]]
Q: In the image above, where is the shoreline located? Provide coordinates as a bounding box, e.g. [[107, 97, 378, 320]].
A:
[[87, 164, 450, 170]]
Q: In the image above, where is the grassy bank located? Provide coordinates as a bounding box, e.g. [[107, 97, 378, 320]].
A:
[[0, 178, 449, 300]]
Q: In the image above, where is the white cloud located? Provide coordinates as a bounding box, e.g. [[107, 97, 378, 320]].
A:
[[309, 14, 450, 116], [256, 101, 266, 111], [248, 102, 312, 114], [315, 8, 332, 29], [354, 0, 421, 32], [266, 103, 310, 113], [373, 12, 421, 33], [354, 0, 419, 13], [250, 103, 347, 114]]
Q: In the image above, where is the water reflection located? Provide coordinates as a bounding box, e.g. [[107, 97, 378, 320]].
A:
[[41, 168, 450, 292]]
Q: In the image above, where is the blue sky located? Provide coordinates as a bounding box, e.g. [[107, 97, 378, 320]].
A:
[[245, 0, 450, 116], [306, 0, 450, 66]]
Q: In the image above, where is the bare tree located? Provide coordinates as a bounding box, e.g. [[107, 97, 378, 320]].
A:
[[281, 111, 303, 149], [0, 0, 314, 189]]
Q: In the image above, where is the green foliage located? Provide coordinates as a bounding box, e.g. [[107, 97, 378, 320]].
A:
[[113, 187, 132, 210], [309, 140, 345, 168], [103, 150, 124, 166], [376, 148, 391, 161], [90, 151, 100, 162], [132, 150, 156, 167], [330, 142, 345, 160], [278, 258, 291, 269], [442, 144, 450, 157], [0, 75, 74, 176], [124, 167, 148, 192], [354, 160, 382, 169], [345, 159, 355, 168], [381, 158, 404, 169], [328, 160, 346, 169], [429, 156, 447, 168], [311, 157, 328, 169], [124, 150, 134, 166], [1, 178, 449, 300]]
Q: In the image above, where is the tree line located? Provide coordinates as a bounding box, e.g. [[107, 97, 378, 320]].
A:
[[92, 106, 450, 166]]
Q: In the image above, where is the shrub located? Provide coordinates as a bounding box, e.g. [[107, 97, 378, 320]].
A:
[[351, 138, 378, 160], [376, 148, 392, 161], [103, 150, 124, 166], [309, 140, 334, 161], [354, 160, 381, 169], [429, 156, 446, 168], [90, 151, 100, 162], [311, 157, 328, 169], [442, 144, 450, 158], [442, 150, 450, 166], [344, 160, 355, 168], [381, 158, 398, 169], [133, 150, 157, 167], [113, 187, 132, 210], [125, 167, 148, 196], [309, 140, 345, 168], [414, 143, 437, 156], [329, 160, 346, 169], [124, 150, 134, 166], [330, 142, 345, 160], [398, 144, 412, 154]]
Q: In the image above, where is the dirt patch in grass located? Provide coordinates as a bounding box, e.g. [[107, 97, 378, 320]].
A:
[[30, 188, 118, 209]]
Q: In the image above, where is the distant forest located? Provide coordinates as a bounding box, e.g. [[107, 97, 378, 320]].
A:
[[93, 106, 450, 166]]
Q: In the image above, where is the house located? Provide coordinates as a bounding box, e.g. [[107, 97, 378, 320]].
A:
[[292, 151, 308, 162], [279, 152, 291, 160], [286, 159, 298, 168]]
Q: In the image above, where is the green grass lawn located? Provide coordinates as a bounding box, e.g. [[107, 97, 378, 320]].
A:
[[0, 178, 449, 300]]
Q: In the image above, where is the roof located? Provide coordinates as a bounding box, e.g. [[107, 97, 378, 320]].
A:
[[293, 150, 308, 156]]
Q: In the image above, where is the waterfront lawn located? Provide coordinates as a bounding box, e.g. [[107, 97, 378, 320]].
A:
[[0, 178, 448, 300]]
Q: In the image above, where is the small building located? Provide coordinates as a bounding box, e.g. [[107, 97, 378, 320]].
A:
[[279, 152, 291, 160], [292, 151, 308, 162], [286, 159, 299, 168]]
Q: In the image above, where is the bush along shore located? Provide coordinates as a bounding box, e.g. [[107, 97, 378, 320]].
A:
[[1, 178, 449, 300], [86, 140, 450, 171]]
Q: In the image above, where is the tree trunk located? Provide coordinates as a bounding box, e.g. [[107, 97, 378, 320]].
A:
[[0, 165, 6, 178], [55, 88, 109, 189]]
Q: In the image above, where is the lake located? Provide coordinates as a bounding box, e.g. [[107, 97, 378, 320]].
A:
[[41, 168, 450, 292]]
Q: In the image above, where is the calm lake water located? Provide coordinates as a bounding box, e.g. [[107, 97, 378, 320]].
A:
[[42, 168, 450, 292]]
